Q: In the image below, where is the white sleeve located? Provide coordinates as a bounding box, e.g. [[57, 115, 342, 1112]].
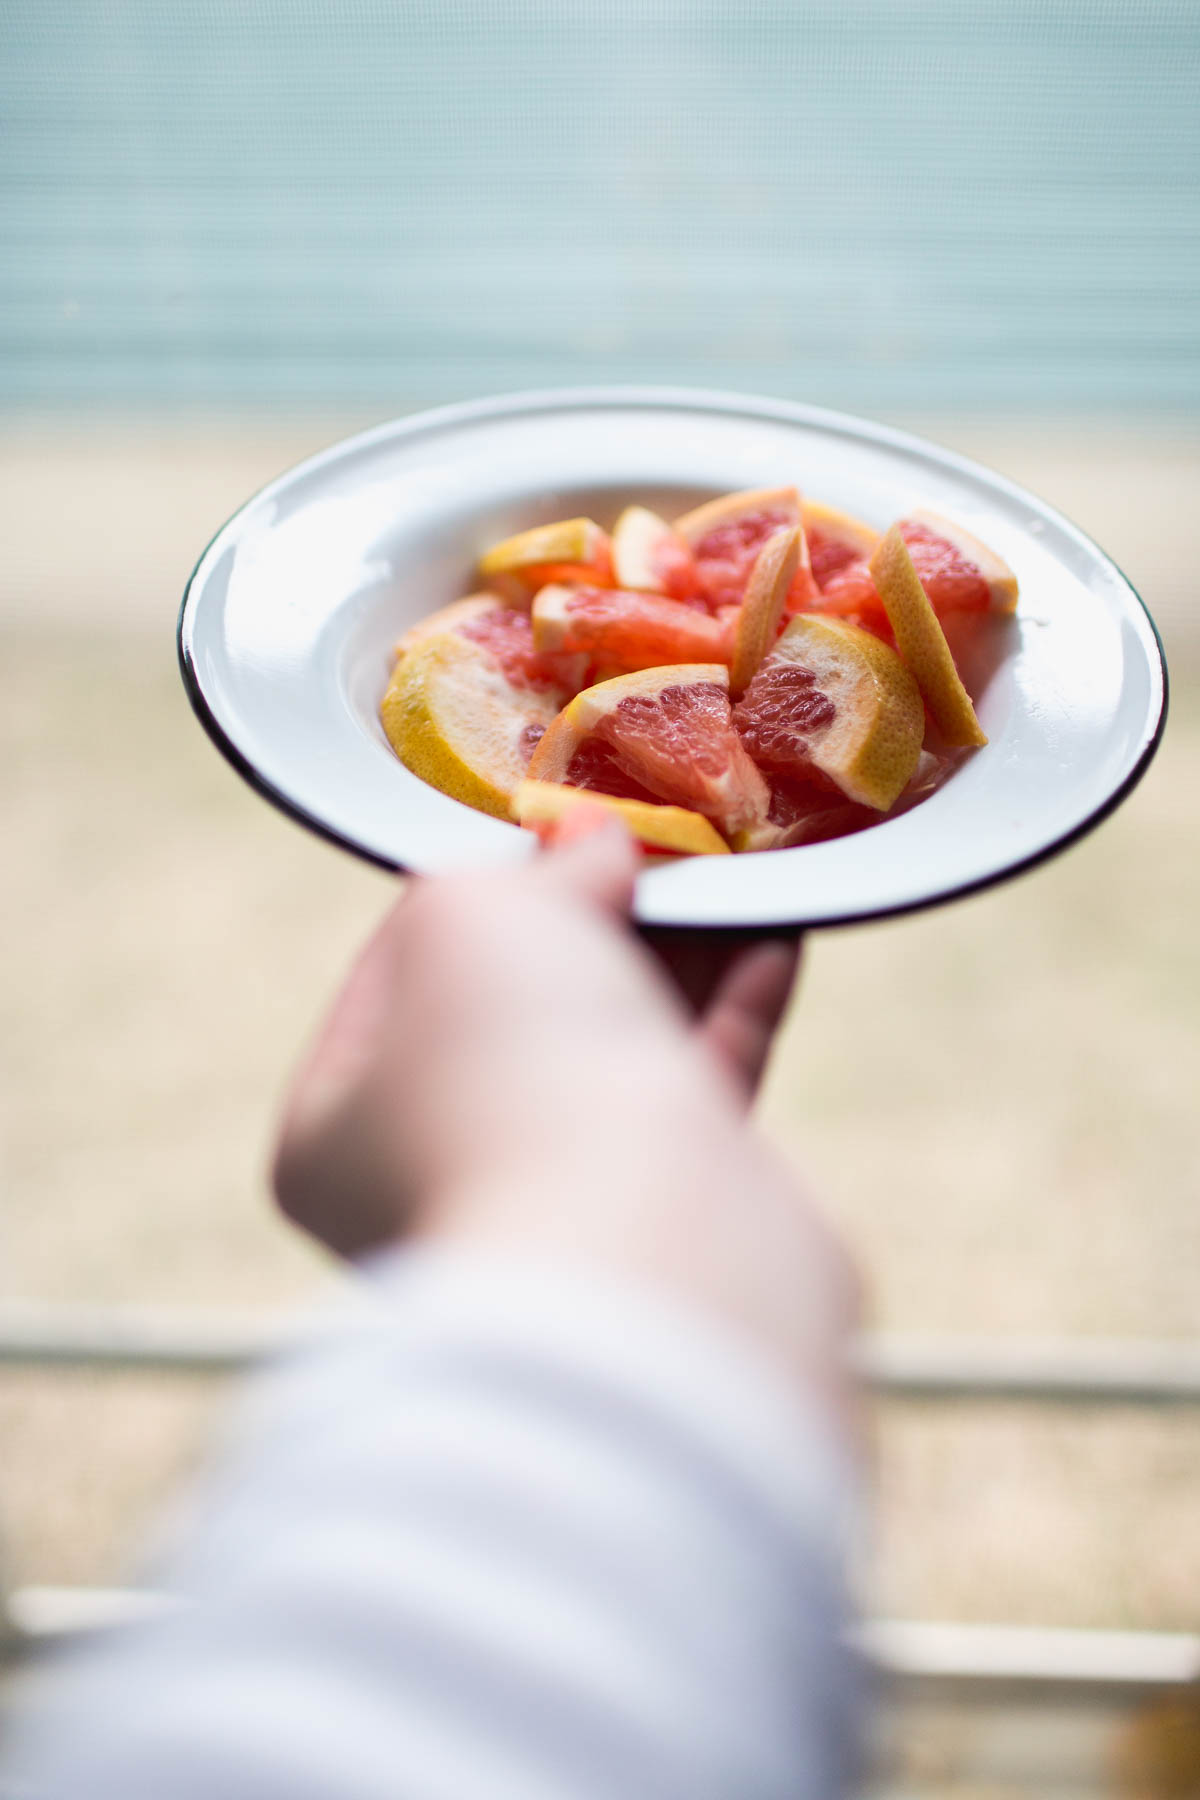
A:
[[5, 1249, 863, 1800]]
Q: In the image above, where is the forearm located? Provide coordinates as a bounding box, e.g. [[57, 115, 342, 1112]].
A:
[[6, 1250, 862, 1799]]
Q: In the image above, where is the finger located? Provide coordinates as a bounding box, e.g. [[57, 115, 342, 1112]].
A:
[[279, 886, 407, 1138], [535, 812, 640, 917], [638, 927, 748, 1015], [697, 938, 801, 1099]]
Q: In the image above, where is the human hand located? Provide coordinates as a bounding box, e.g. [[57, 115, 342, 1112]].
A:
[[273, 822, 857, 1409]]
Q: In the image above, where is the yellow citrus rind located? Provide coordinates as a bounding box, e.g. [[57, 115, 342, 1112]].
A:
[[478, 516, 607, 579], [800, 498, 880, 559], [393, 592, 514, 662], [759, 615, 925, 810], [514, 781, 730, 856], [674, 485, 800, 547], [868, 527, 988, 747], [905, 508, 1019, 612], [527, 662, 732, 782], [611, 505, 687, 592], [729, 525, 800, 696], [380, 632, 563, 820]]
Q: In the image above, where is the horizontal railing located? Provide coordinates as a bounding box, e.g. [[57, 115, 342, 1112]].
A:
[[3, 1301, 1200, 1404], [5, 1585, 1198, 1691], [5, 1305, 1200, 1794]]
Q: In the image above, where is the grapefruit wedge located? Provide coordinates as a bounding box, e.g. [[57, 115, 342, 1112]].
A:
[[478, 516, 613, 590], [381, 631, 568, 820], [735, 777, 880, 854], [531, 583, 730, 673], [611, 505, 700, 600], [811, 512, 1018, 621], [733, 614, 924, 812], [674, 486, 816, 610], [729, 526, 800, 696], [901, 510, 1018, 613], [395, 593, 517, 660], [514, 780, 729, 856], [395, 593, 587, 693], [868, 527, 988, 748], [801, 499, 880, 600], [528, 664, 769, 837]]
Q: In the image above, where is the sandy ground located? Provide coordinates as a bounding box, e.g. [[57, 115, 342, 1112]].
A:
[[1, 420, 1198, 1632]]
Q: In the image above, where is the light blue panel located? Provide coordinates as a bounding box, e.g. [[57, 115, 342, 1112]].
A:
[[2, 0, 1198, 412]]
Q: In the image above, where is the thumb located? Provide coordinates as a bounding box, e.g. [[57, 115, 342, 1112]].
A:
[[534, 809, 641, 917]]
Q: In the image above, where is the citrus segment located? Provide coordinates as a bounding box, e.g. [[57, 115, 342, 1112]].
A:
[[674, 486, 802, 610], [528, 663, 768, 836], [394, 593, 516, 660], [802, 499, 880, 588], [531, 583, 731, 672], [868, 527, 988, 749], [380, 632, 567, 820], [733, 614, 924, 811], [733, 778, 879, 853], [903, 509, 1018, 613], [514, 780, 729, 856], [395, 593, 585, 693], [733, 749, 953, 851], [611, 506, 700, 600], [808, 513, 1018, 621], [556, 735, 662, 803], [729, 526, 800, 697], [806, 558, 881, 617], [478, 516, 613, 589]]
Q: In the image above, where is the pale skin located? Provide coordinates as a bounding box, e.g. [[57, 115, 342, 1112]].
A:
[[273, 814, 859, 1427]]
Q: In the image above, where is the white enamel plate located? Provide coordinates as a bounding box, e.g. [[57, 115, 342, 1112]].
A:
[[179, 389, 1167, 930]]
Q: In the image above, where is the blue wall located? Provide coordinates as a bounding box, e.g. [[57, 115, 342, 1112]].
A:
[[4, 1, 1198, 414]]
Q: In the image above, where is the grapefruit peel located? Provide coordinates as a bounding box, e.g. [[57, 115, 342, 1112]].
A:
[[394, 593, 514, 661], [527, 663, 768, 837], [611, 505, 699, 599], [674, 485, 804, 610], [868, 527, 988, 748], [478, 517, 612, 588], [674, 485, 801, 547], [514, 780, 729, 856], [380, 632, 565, 820], [729, 525, 801, 697], [801, 498, 880, 562], [734, 615, 925, 812], [903, 508, 1018, 613]]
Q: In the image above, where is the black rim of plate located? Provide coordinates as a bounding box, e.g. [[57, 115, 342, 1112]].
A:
[[177, 386, 1170, 932]]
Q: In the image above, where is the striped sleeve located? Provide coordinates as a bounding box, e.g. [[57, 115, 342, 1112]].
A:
[[5, 1250, 863, 1800]]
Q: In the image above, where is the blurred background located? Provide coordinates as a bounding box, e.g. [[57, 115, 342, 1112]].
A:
[[2, 1, 1198, 1791]]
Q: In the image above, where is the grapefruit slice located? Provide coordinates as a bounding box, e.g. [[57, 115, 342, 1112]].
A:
[[732, 614, 924, 811], [394, 593, 517, 660], [380, 632, 568, 820], [735, 748, 954, 851], [396, 593, 586, 693], [868, 527, 987, 748], [531, 583, 731, 672], [674, 486, 815, 610], [901, 509, 1018, 613], [809, 512, 1018, 620], [806, 557, 880, 618], [514, 780, 729, 856], [801, 499, 880, 598], [733, 777, 880, 853], [478, 516, 613, 590], [611, 505, 700, 600], [528, 664, 769, 836], [729, 525, 800, 697]]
